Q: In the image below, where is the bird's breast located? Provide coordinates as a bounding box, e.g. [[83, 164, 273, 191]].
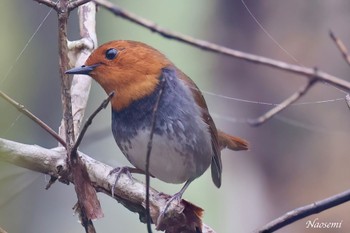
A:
[[111, 67, 213, 183]]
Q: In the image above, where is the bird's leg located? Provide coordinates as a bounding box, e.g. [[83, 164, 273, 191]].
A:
[[160, 179, 193, 216], [109, 166, 145, 197]]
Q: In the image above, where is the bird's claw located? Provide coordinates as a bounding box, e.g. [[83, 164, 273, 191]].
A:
[[159, 192, 183, 219], [109, 166, 134, 197]]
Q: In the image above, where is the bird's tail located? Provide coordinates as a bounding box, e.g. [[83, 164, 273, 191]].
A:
[[217, 130, 248, 151]]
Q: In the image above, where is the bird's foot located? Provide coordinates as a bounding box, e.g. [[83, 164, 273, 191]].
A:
[[157, 180, 192, 224], [159, 191, 183, 219], [109, 166, 143, 197]]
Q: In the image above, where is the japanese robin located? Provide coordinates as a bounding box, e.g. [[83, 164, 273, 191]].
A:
[[66, 40, 248, 205]]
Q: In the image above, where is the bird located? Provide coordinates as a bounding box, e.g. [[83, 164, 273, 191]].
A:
[[66, 40, 248, 208]]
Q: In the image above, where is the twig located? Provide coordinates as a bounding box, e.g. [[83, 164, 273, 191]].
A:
[[71, 92, 114, 154], [0, 91, 66, 147], [68, 0, 92, 11], [145, 77, 167, 233], [329, 30, 350, 66], [33, 0, 58, 10], [249, 78, 317, 126], [93, 0, 350, 92], [256, 189, 350, 233]]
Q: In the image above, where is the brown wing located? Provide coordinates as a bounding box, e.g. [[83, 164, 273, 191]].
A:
[[177, 69, 222, 188]]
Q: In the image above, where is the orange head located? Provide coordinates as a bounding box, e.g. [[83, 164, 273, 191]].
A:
[[66, 40, 173, 110]]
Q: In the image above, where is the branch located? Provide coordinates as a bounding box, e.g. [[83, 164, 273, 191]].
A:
[[68, 1, 97, 145], [330, 30, 350, 66], [56, 1, 100, 231], [256, 189, 350, 233], [0, 91, 66, 147], [57, 0, 75, 151], [93, 0, 350, 92], [249, 78, 317, 126], [0, 138, 216, 233], [72, 92, 114, 154]]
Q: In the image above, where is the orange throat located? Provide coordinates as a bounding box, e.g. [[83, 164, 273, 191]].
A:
[[101, 75, 160, 111]]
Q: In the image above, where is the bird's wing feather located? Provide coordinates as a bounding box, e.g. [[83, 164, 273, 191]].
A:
[[176, 69, 222, 188]]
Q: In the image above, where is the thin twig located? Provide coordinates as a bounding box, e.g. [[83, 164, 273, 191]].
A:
[[0, 91, 66, 147], [249, 78, 318, 126], [329, 30, 350, 66], [33, 0, 58, 10], [93, 0, 350, 92], [71, 92, 114, 154], [145, 77, 166, 233], [68, 0, 92, 11], [256, 189, 350, 233]]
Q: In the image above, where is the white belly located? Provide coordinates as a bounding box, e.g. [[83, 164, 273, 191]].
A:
[[120, 130, 211, 184]]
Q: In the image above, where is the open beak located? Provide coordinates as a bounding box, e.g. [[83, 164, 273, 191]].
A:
[[65, 64, 100, 75]]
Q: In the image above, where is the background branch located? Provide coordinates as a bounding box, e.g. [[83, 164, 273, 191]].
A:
[[0, 91, 66, 147], [256, 189, 350, 232], [330, 30, 350, 66], [94, 0, 350, 92], [250, 78, 317, 126]]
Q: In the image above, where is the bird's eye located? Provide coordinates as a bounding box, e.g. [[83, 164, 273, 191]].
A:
[[105, 48, 118, 60]]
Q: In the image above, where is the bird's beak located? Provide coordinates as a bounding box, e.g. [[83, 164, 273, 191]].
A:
[[65, 64, 100, 75]]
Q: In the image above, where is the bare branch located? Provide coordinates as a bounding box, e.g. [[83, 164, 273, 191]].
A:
[[93, 0, 350, 92], [250, 78, 317, 126], [0, 138, 216, 233], [330, 30, 350, 66], [69, 1, 97, 143], [256, 189, 350, 233], [33, 0, 58, 10], [57, 0, 75, 152], [0, 91, 66, 147], [56, 1, 100, 231]]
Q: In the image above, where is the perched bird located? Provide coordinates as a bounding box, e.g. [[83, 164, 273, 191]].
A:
[[66, 40, 248, 204]]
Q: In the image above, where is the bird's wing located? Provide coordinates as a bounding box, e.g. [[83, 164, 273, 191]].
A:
[[176, 69, 222, 188]]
